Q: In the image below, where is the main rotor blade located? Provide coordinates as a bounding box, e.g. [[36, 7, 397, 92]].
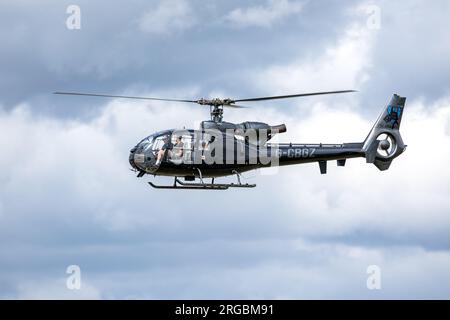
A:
[[225, 104, 248, 108], [53, 91, 197, 103], [234, 90, 356, 102]]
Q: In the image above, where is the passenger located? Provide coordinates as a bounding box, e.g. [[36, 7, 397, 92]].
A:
[[155, 136, 183, 166], [155, 136, 172, 166], [171, 136, 184, 160]]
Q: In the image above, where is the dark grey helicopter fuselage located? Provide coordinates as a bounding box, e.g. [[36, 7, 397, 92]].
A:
[[129, 128, 365, 178], [155, 142, 364, 177]]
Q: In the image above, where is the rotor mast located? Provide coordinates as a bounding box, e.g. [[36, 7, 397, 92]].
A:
[[197, 98, 235, 122], [210, 105, 224, 122]]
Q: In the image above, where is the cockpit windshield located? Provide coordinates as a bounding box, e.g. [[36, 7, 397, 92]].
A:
[[137, 135, 154, 151], [137, 131, 174, 152], [131, 130, 193, 167], [141, 135, 154, 144]]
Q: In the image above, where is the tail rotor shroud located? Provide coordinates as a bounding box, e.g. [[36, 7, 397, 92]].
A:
[[376, 133, 397, 158]]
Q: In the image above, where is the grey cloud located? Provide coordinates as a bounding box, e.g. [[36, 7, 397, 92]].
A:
[[0, 0, 356, 117], [358, 0, 450, 104], [139, 0, 196, 35], [224, 0, 304, 28], [3, 240, 450, 299]]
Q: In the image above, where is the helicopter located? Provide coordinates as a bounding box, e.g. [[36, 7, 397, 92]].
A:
[[54, 90, 407, 190]]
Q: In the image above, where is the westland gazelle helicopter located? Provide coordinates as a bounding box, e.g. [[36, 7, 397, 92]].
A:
[[54, 90, 407, 190]]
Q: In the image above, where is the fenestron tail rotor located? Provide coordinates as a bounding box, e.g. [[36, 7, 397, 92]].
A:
[[376, 133, 397, 158], [54, 89, 356, 122]]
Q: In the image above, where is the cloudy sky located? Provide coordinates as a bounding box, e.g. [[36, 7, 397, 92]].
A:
[[1, 0, 450, 299]]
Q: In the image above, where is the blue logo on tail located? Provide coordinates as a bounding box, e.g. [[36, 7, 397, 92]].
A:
[[384, 105, 402, 129]]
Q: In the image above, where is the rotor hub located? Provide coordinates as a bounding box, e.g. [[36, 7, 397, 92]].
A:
[[379, 139, 390, 150], [195, 98, 236, 122]]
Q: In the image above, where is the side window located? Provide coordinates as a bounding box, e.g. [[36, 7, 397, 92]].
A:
[[181, 135, 192, 150], [235, 136, 245, 155], [201, 134, 209, 151], [200, 134, 216, 151]]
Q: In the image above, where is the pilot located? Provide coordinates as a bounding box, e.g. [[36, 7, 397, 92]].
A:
[[155, 135, 183, 166]]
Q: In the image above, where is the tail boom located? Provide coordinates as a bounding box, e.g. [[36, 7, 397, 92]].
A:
[[267, 93, 407, 173]]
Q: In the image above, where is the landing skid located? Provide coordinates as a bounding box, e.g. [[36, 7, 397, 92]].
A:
[[148, 169, 256, 190]]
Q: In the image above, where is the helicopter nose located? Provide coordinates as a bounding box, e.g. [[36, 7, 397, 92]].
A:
[[129, 148, 138, 170]]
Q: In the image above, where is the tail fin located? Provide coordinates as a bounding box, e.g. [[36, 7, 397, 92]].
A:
[[363, 94, 407, 171]]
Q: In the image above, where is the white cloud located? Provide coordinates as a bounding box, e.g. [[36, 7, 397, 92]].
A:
[[225, 0, 304, 28], [0, 98, 207, 232], [1, 92, 450, 240], [139, 0, 196, 35], [264, 98, 450, 240], [250, 23, 374, 93]]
